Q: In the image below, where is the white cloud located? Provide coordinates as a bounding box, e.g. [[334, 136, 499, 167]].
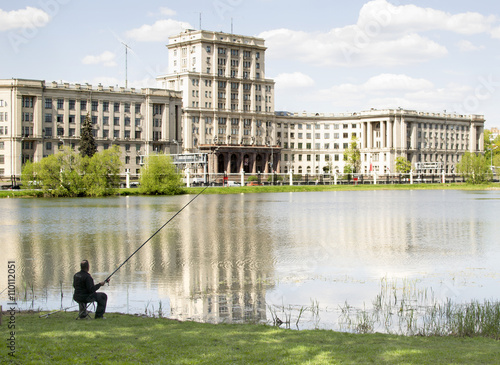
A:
[[259, 0, 500, 67], [126, 19, 192, 42], [457, 40, 485, 52], [311, 74, 475, 112], [261, 28, 447, 67], [275, 72, 315, 88], [0, 7, 50, 31], [82, 51, 117, 67], [357, 0, 495, 35]]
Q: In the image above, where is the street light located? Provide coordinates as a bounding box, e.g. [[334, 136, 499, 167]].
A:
[[488, 145, 497, 172]]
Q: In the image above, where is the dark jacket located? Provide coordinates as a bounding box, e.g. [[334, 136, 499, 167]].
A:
[[73, 270, 102, 302]]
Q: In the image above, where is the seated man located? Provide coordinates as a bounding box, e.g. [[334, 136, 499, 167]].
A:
[[73, 259, 109, 319]]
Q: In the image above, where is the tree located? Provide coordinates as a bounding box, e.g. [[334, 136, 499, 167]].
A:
[[21, 147, 123, 197], [83, 146, 122, 196], [395, 157, 411, 174], [21, 147, 85, 196], [79, 112, 97, 158], [139, 154, 183, 195], [457, 152, 492, 184], [345, 136, 361, 174]]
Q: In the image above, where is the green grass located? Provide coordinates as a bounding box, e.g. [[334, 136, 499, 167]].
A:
[[4, 312, 499, 364], [2, 182, 499, 198], [183, 182, 500, 195]]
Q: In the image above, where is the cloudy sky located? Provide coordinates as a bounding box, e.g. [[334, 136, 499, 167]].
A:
[[1, 0, 500, 126]]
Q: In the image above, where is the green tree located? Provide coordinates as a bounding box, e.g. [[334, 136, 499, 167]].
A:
[[21, 148, 85, 196], [343, 164, 353, 181], [345, 136, 361, 173], [457, 152, 492, 184], [139, 154, 183, 195], [83, 146, 122, 196], [79, 112, 97, 158], [21, 147, 123, 197], [395, 156, 412, 174]]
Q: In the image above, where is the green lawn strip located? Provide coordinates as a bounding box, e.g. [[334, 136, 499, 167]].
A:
[[6, 312, 499, 364], [2, 183, 500, 198], [184, 183, 500, 195]]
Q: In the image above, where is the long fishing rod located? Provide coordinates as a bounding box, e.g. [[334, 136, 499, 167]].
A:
[[39, 304, 79, 318], [105, 185, 209, 283]]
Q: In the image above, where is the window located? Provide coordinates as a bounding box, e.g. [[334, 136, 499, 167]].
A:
[[103, 116, 109, 125], [57, 99, 64, 109], [69, 100, 75, 110], [124, 103, 130, 113], [45, 114, 52, 123], [135, 103, 141, 114], [114, 117, 120, 126], [45, 127, 52, 137], [114, 103, 120, 112], [45, 98, 52, 109], [80, 100, 87, 110], [103, 101, 109, 112]]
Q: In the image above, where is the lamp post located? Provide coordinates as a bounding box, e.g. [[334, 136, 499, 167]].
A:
[[488, 145, 497, 172]]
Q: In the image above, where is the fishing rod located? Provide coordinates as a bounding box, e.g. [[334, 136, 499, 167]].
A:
[[39, 304, 79, 318], [105, 185, 209, 283]]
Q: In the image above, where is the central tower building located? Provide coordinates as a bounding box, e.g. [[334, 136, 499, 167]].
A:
[[157, 30, 279, 176]]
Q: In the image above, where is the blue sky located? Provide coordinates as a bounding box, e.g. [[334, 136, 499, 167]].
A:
[[1, 0, 500, 127]]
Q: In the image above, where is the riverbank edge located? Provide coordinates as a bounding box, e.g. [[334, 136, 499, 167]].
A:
[[3, 311, 498, 364], [1, 182, 500, 198]]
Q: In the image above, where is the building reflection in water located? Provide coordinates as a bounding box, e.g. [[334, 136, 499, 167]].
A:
[[0, 190, 497, 328]]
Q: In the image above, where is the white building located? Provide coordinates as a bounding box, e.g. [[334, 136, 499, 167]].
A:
[[157, 29, 278, 175], [277, 109, 485, 176], [0, 79, 182, 180]]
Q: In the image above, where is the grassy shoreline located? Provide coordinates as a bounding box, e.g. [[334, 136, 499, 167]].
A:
[[3, 311, 499, 364], [1, 182, 500, 198]]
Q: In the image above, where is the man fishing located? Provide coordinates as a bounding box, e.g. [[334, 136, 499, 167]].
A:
[[73, 259, 109, 319]]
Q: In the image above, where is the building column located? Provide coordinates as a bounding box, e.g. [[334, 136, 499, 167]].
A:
[[380, 121, 386, 148], [367, 122, 373, 149], [470, 123, 477, 152], [362, 122, 367, 149], [388, 120, 393, 149], [478, 126, 484, 151]]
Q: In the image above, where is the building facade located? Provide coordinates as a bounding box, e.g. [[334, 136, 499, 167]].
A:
[[156, 30, 279, 175], [0, 79, 182, 179], [277, 109, 485, 176]]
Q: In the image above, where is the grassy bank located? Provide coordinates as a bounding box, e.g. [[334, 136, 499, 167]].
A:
[[181, 182, 500, 195], [3, 312, 498, 364], [1, 182, 499, 198]]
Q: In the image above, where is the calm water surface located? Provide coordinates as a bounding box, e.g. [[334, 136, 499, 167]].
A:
[[1, 190, 499, 330]]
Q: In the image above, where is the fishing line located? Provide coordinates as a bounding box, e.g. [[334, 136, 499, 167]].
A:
[[105, 185, 209, 282]]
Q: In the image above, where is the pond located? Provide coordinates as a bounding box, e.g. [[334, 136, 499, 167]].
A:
[[1, 190, 499, 332]]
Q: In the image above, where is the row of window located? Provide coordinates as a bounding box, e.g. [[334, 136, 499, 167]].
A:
[[23, 96, 144, 114], [40, 113, 143, 127]]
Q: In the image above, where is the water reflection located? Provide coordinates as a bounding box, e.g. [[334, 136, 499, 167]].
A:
[[1, 190, 499, 330]]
